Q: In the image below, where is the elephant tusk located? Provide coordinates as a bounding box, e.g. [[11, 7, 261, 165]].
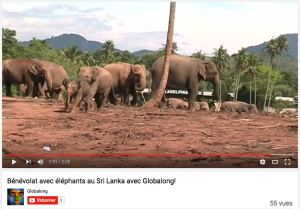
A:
[[140, 93, 147, 104]]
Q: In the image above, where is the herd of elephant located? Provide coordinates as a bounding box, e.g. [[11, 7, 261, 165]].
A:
[[2, 55, 258, 114]]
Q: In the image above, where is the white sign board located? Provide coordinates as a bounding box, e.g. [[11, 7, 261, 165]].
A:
[[165, 89, 202, 95]]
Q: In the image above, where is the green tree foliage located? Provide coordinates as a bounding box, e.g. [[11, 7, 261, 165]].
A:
[[2, 27, 297, 110]]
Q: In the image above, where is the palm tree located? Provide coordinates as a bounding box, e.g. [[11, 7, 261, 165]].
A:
[[191, 50, 206, 60], [267, 35, 290, 109], [245, 53, 261, 104], [61, 46, 83, 63], [263, 38, 279, 112], [102, 40, 115, 64], [80, 51, 96, 66], [160, 42, 178, 54], [143, 2, 176, 108], [233, 48, 248, 101], [211, 45, 230, 101]]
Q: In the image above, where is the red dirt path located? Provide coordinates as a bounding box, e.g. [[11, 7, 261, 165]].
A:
[[2, 97, 298, 168]]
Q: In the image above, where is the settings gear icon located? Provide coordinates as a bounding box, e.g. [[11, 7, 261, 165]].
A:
[[260, 159, 266, 165]]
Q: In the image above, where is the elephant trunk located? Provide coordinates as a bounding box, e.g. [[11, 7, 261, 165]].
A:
[[135, 75, 147, 92], [65, 89, 72, 111], [212, 75, 221, 112], [44, 71, 52, 95]]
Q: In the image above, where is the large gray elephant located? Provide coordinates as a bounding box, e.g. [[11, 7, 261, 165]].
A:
[[77, 66, 116, 110], [2, 58, 52, 97], [221, 101, 258, 113], [30, 59, 68, 101], [103, 62, 147, 106], [150, 55, 221, 111]]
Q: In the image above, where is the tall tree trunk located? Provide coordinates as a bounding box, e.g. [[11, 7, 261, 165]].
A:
[[267, 55, 282, 110], [235, 70, 241, 101], [219, 71, 222, 101], [263, 59, 273, 113], [249, 76, 252, 104], [233, 76, 238, 101], [143, 2, 176, 108], [254, 78, 257, 105]]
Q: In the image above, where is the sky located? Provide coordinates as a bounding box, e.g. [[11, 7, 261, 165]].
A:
[[2, 2, 298, 56]]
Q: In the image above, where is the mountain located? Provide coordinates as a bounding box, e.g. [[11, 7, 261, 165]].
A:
[[18, 33, 298, 60], [245, 33, 298, 60], [18, 34, 122, 53], [132, 49, 156, 57]]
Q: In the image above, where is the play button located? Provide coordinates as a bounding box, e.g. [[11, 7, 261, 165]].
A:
[[12, 159, 17, 165]]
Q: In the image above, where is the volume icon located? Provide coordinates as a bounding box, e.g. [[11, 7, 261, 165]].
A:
[[37, 159, 44, 165]]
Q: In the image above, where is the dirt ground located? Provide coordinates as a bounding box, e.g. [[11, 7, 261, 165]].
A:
[[2, 96, 298, 168]]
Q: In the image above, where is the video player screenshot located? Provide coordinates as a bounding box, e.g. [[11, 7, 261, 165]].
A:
[[1, 1, 299, 209]]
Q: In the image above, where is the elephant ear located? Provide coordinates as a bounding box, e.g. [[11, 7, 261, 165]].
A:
[[29, 63, 38, 75], [131, 65, 142, 82], [196, 63, 207, 80], [131, 65, 142, 75], [62, 79, 69, 88], [91, 68, 100, 81]]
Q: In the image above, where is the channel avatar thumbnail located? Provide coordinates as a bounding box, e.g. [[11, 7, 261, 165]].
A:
[[7, 188, 24, 205]]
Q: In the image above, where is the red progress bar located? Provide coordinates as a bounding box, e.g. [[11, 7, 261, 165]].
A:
[[6, 154, 271, 156]]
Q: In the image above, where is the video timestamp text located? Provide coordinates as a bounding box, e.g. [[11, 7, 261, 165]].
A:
[[49, 160, 71, 164]]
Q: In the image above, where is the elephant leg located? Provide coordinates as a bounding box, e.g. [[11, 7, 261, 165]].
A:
[[19, 84, 26, 97], [36, 83, 45, 98], [94, 94, 101, 109], [99, 90, 110, 109], [187, 91, 197, 110], [57, 89, 64, 102], [25, 80, 34, 99], [123, 92, 130, 106], [5, 83, 13, 97], [84, 99, 91, 113], [70, 94, 82, 114], [109, 92, 117, 105], [129, 88, 137, 106], [32, 82, 39, 98], [120, 94, 125, 105]]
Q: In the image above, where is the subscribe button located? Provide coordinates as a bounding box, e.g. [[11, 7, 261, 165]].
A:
[[27, 196, 58, 205]]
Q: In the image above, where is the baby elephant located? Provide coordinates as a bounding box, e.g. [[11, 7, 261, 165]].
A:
[[166, 98, 188, 109], [62, 79, 95, 113], [195, 101, 209, 111], [221, 101, 258, 113]]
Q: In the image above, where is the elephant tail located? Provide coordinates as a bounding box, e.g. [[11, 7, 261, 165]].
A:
[[111, 85, 115, 97]]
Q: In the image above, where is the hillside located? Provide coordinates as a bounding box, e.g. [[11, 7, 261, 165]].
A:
[[132, 49, 156, 57], [245, 33, 297, 60], [18, 34, 122, 53], [18, 33, 298, 59], [17, 33, 298, 74]]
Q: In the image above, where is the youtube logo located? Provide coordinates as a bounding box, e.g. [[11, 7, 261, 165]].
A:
[[29, 198, 35, 203]]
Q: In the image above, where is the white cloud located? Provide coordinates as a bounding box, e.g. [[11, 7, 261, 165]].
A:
[[2, 2, 298, 55]]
